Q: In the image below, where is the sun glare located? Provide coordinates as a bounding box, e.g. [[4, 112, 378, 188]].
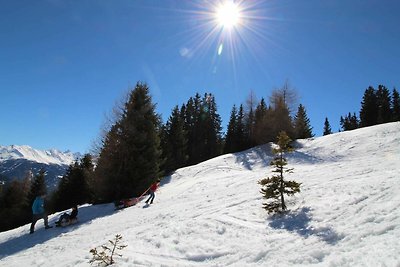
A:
[[216, 1, 241, 29], [180, 0, 270, 72]]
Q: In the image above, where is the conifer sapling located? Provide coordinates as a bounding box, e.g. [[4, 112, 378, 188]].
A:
[[259, 131, 301, 213]]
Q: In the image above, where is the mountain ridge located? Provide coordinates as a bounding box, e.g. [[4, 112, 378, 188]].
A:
[[0, 145, 81, 190]]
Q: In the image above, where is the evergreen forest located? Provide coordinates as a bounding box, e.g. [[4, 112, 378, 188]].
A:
[[0, 82, 398, 232]]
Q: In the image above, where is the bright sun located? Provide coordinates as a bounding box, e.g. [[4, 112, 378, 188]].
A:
[[216, 1, 241, 29]]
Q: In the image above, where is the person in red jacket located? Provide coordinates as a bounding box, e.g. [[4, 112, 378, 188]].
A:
[[145, 179, 160, 204]]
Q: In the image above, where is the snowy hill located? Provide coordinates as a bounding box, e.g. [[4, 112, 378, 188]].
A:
[[0, 145, 78, 165], [0, 122, 399, 266], [0, 145, 80, 190]]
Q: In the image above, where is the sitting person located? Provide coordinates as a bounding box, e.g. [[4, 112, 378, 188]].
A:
[[55, 205, 78, 226]]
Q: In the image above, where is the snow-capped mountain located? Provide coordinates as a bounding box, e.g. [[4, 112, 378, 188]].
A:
[[0, 145, 78, 165], [0, 122, 399, 266], [0, 145, 80, 190]]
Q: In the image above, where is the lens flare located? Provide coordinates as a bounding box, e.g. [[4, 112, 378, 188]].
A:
[[216, 1, 241, 29]]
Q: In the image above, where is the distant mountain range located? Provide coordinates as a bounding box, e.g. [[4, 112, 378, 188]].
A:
[[0, 145, 81, 191]]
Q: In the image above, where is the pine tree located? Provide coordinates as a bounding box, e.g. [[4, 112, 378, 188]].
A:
[[28, 169, 47, 206], [323, 117, 332, 135], [244, 106, 255, 149], [236, 104, 246, 151], [244, 91, 257, 149], [392, 88, 400, 121], [340, 112, 359, 131], [0, 180, 31, 232], [360, 86, 378, 127], [118, 82, 162, 199], [162, 105, 188, 174], [224, 105, 238, 154], [183, 93, 222, 164], [94, 82, 162, 202], [93, 124, 122, 203], [184, 94, 202, 165], [55, 154, 93, 211], [253, 98, 274, 145], [200, 93, 223, 160], [293, 104, 314, 139], [376, 85, 392, 124], [258, 131, 301, 213]]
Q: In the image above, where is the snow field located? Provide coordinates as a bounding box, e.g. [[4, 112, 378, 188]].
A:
[[0, 122, 399, 266]]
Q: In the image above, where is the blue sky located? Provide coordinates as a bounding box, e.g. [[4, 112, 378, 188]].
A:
[[1, 0, 399, 153]]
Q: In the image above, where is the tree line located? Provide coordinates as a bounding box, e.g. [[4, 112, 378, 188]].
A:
[[1, 82, 398, 232], [339, 85, 400, 131]]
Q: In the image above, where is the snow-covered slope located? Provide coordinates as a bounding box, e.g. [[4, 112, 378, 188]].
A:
[[0, 145, 78, 166], [0, 145, 80, 190], [0, 122, 399, 266]]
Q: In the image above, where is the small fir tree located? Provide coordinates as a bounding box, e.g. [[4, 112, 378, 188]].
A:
[[89, 234, 127, 266], [259, 131, 301, 213], [293, 104, 314, 139], [323, 117, 332, 135]]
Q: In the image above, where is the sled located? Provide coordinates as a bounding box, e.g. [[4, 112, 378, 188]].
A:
[[56, 218, 78, 227], [114, 184, 155, 210], [115, 197, 143, 210]]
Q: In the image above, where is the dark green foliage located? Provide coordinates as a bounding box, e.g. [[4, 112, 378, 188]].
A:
[[224, 104, 248, 153], [244, 105, 256, 149], [224, 105, 238, 154], [0, 179, 31, 232], [392, 88, 400, 121], [198, 93, 223, 161], [360, 86, 378, 127], [357, 84, 400, 128], [258, 131, 301, 213], [54, 154, 94, 211], [376, 85, 392, 124], [323, 117, 332, 135], [340, 112, 359, 131], [293, 104, 314, 139], [236, 105, 246, 151], [183, 93, 223, 165], [27, 169, 47, 207], [161, 105, 188, 174], [93, 124, 122, 203], [94, 82, 162, 203]]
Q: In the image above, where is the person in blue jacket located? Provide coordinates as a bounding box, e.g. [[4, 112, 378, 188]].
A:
[[30, 194, 52, 234]]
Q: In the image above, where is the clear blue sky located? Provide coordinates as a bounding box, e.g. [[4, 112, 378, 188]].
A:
[[1, 0, 399, 153]]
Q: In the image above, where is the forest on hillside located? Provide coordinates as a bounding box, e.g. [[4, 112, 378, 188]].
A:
[[0, 82, 399, 232]]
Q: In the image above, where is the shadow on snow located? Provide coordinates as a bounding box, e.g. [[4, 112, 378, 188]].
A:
[[0, 203, 116, 260], [268, 207, 343, 245], [234, 144, 273, 170]]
